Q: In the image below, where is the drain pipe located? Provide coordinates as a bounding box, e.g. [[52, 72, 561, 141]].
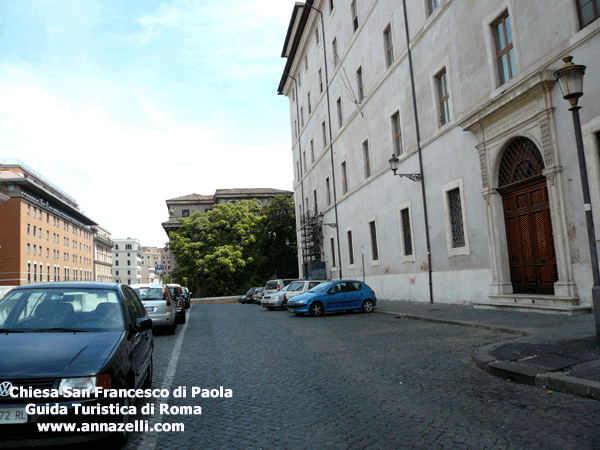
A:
[[401, 0, 433, 303], [308, 3, 343, 279]]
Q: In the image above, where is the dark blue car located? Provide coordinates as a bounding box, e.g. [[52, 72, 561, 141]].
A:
[[286, 280, 377, 316], [0, 282, 153, 447]]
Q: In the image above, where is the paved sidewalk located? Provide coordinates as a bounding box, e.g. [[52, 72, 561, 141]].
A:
[[375, 299, 600, 400]]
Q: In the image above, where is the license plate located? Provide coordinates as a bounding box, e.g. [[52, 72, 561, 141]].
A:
[[145, 307, 156, 312], [0, 408, 27, 424]]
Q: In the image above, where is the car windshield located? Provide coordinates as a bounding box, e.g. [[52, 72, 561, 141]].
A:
[[134, 287, 164, 301], [0, 288, 124, 332], [265, 281, 278, 290], [309, 281, 334, 293], [287, 281, 305, 291]]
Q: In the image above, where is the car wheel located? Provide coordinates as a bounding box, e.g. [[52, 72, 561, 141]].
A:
[[178, 312, 186, 324], [362, 299, 375, 313], [142, 357, 153, 390], [168, 321, 177, 334], [309, 302, 324, 317]]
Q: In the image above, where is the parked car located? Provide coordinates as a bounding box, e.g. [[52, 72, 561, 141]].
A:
[[166, 284, 187, 324], [261, 285, 291, 310], [263, 278, 296, 298], [252, 287, 265, 304], [131, 283, 178, 333], [181, 286, 191, 309], [287, 280, 377, 317], [0, 282, 153, 447], [239, 287, 258, 304], [283, 280, 328, 306]]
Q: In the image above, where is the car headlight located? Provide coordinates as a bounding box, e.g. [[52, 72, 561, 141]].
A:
[[58, 377, 97, 395]]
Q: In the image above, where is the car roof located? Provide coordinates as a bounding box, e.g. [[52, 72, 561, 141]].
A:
[[130, 283, 165, 288], [10, 282, 121, 290]]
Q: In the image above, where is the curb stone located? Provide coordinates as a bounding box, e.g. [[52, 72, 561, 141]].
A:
[[376, 308, 600, 401]]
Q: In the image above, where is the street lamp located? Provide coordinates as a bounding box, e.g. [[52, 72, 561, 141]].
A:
[[554, 56, 600, 339], [388, 154, 422, 182]]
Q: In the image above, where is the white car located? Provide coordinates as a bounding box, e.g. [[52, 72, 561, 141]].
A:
[[131, 283, 178, 334]]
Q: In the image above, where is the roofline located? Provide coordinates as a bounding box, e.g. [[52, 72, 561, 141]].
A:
[[278, 0, 314, 95]]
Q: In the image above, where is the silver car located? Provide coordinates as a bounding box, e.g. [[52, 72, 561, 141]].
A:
[[261, 285, 291, 310], [131, 283, 178, 334]]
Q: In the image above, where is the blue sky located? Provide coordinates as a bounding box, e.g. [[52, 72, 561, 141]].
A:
[[0, 0, 297, 246]]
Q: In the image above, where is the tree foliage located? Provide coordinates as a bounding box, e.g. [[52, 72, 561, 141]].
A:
[[169, 196, 298, 297]]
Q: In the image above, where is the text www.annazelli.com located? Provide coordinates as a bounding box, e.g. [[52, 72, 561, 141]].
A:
[[37, 420, 184, 433]]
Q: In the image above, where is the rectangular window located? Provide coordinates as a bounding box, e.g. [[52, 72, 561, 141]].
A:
[[313, 189, 318, 215], [182, 209, 190, 217], [329, 0, 334, 14], [307, 92, 312, 114], [333, 38, 339, 66], [303, 151, 307, 172], [28, 263, 31, 282], [493, 12, 516, 85], [436, 69, 451, 125], [363, 140, 371, 178], [356, 66, 364, 101], [384, 25, 394, 67], [347, 230, 355, 266], [351, 0, 359, 31], [319, 69, 323, 93], [428, 0, 439, 16], [330, 238, 336, 267], [310, 140, 315, 163], [300, 106, 304, 128], [326, 177, 331, 206], [447, 188, 465, 248], [400, 207, 413, 256], [341, 161, 348, 194], [336, 97, 343, 127], [322, 121, 327, 146], [315, 27, 319, 44], [391, 112, 402, 155], [577, 0, 600, 28], [369, 220, 379, 261]]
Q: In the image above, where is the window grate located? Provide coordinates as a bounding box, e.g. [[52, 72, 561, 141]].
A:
[[448, 188, 465, 248], [401, 208, 413, 256], [369, 221, 379, 261], [498, 137, 544, 187]]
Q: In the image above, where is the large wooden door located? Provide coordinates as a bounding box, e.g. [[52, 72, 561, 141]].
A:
[[500, 176, 557, 294]]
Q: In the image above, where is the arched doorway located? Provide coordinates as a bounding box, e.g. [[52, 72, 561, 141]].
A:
[[497, 137, 558, 295]]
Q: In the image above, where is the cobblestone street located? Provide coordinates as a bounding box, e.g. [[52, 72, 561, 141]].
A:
[[125, 304, 600, 450]]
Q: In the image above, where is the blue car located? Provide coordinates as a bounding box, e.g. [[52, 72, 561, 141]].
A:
[[287, 280, 376, 316]]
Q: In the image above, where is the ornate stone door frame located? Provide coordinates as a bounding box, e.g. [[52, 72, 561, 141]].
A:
[[460, 71, 578, 302]]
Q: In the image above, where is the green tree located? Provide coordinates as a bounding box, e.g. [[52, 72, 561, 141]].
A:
[[258, 195, 299, 280], [170, 200, 266, 297], [169, 196, 299, 297]]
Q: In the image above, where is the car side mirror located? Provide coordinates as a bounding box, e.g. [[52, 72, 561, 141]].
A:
[[135, 317, 153, 332]]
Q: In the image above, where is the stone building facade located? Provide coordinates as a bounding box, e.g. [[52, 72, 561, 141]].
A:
[[0, 160, 96, 285], [278, 0, 600, 312]]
